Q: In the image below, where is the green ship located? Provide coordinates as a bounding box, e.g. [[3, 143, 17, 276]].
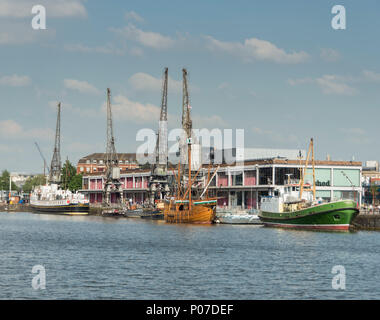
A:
[[258, 138, 359, 231], [259, 199, 359, 231]]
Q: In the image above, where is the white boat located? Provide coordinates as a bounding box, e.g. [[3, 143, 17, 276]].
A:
[[215, 208, 262, 225], [30, 183, 89, 215]]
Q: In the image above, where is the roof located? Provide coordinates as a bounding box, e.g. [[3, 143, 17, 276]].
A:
[[198, 158, 362, 168], [78, 153, 137, 163]]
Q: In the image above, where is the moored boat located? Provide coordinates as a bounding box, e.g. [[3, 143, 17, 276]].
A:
[[259, 199, 359, 231], [30, 183, 89, 215], [216, 209, 262, 225], [164, 199, 217, 224], [163, 68, 217, 224], [258, 138, 359, 231]]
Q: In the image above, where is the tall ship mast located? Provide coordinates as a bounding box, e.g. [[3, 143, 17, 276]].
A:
[[30, 103, 89, 214], [164, 69, 218, 224]]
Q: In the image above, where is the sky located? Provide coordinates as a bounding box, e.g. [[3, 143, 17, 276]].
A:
[[0, 0, 380, 173]]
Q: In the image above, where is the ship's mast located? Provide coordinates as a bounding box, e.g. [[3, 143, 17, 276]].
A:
[[299, 138, 316, 201], [182, 68, 192, 140], [103, 88, 123, 206], [49, 102, 61, 184], [180, 68, 204, 199]]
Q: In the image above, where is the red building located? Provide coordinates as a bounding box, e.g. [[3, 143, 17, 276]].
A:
[[76, 153, 138, 175]]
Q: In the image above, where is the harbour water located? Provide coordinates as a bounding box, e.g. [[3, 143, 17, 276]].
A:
[[0, 211, 379, 300]]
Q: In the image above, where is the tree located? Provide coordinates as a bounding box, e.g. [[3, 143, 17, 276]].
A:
[[61, 160, 77, 190], [370, 183, 379, 206], [22, 175, 47, 193], [0, 170, 19, 192], [68, 174, 83, 192], [61, 159, 82, 192]]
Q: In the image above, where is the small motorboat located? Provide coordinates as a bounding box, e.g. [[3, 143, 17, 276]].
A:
[[215, 208, 262, 225]]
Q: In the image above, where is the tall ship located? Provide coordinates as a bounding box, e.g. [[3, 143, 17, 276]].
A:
[[164, 68, 217, 224], [259, 138, 359, 231], [30, 103, 89, 215]]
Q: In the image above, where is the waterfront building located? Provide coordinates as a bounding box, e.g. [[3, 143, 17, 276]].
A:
[[362, 160, 380, 205], [76, 153, 139, 174], [79, 156, 362, 208]]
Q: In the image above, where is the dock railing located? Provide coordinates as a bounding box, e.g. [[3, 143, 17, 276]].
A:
[[359, 207, 380, 215]]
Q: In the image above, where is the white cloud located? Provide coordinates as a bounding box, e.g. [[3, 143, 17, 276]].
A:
[[48, 100, 100, 118], [129, 72, 182, 93], [320, 48, 341, 62], [205, 35, 309, 64], [129, 47, 144, 57], [103, 94, 161, 124], [125, 11, 144, 23], [64, 43, 127, 55], [252, 127, 299, 144], [110, 24, 174, 50], [315, 75, 357, 95], [340, 128, 370, 145], [0, 20, 56, 45], [362, 70, 380, 82], [217, 82, 230, 90], [192, 114, 228, 128], [288, 74, 357, 95], [0, 74, 30, 86], [64, 79, 101, 95], [0, 144, 23, 153], [0, 0, 87, 18], [0, 119, 54, 140]]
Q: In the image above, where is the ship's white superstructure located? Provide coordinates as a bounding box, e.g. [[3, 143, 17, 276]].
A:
[[30, 184, 89, 213]]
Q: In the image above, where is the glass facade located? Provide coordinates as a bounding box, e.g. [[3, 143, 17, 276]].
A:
[[333, 169, 360, 187], [303, 168, 331, 186]]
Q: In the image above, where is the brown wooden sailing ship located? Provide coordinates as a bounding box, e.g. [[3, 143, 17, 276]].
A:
[[164, 68, 217, 224], [164, 138, 218, 224]]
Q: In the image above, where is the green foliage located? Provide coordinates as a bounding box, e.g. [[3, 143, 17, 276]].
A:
[[68, 174, 83, 192], [22, 175, 47, 193], [0, 170, 19, 191], [61, 160, 77, 190], [61, 159, 82, 192]]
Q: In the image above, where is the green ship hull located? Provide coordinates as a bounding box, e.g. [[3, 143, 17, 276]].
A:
[[259, 200, 359, 231]]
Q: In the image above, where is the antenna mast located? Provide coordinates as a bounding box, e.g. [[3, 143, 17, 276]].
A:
[[49, 102, 61, 184]]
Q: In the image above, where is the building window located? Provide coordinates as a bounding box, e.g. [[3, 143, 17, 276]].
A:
[[86, 167, 90, 172], [86, 160, 90, 164], [99, 160, 104, 164], [93, 160, 97, 164], [80, 167, 84, 172]]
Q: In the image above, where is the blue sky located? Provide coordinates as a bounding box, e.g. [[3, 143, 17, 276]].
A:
[[0, 0, 380, 172]]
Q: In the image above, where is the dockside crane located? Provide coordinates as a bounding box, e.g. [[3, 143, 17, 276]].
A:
[[103, 88, 123, 206], [34, 142, 50, 177], [149, 68, 170, 204], [49, 102, 61, 184]]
